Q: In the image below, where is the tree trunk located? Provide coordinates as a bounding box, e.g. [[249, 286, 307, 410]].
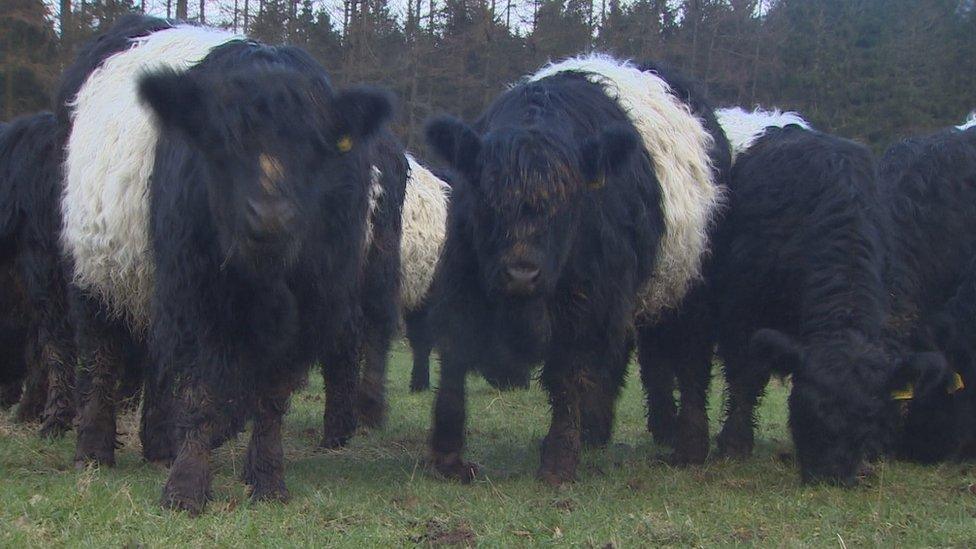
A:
[[176, 0, 187, 19], [59, 0, 71, 45], [243, 0, 249, 33], [199, 0, 205, 23]]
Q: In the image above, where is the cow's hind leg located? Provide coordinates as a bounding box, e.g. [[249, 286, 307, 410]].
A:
[[406, 305, 433, 392], [72, 289, 128, 467]]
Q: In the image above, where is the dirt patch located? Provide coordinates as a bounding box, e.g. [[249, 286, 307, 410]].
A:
[[411, 518, 476, 547]]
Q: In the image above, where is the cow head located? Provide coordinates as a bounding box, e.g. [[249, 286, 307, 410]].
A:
[[139, 66, 391, 277], [751, 328, 950, 485], [426, 115, 638, 298]]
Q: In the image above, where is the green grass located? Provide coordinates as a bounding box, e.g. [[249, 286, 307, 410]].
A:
[[3, 342, 976, 547]]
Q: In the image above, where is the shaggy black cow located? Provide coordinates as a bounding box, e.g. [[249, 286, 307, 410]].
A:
[[700, 109, 948, 484], [0, 112, 76, 434], [880, 123, 976, 463], [425, 54, 727, 484], [57, 16, 397, 514]]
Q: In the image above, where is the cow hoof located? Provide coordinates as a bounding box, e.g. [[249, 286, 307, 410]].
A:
[[319, 434, 351, 450], [39, 418, 72, 439], [670, 441, 708, 466], [161, 488, 208, 517], [432, 453, 479, 483], [537, 467, 575, 487], [355, 399, 388, 430], [409, 381, 430, 392], [74, 450, 115, 469], [249, 482, 290, 504], [716, 432, 753, 460]]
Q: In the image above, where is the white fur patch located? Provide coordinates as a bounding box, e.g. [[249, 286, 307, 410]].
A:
[[399, 155, 450, 310], [62, 25, 241, 329], [528, 54, 722, 316], [716, 107, 811, 160], [364, 165, 385, 252], [957, 112, 976, 131]]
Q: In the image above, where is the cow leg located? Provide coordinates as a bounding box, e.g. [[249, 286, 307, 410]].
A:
[[671, 343, 713, 465], [538, 353, 583, 486], [355, 329, 390, 429], [430, 351, 476, 482], [38, 324, 77, 438], [580, 336, 631, 447], [162, 379, 214, 516], [243, 373, 298, 503], [406, 306, 433, 392], [0, 379, 22, 409], [320, 341, 360, 449], [72, 289, 127, 467], [637, 327, 678, 447], [140, 351, 176, 464], [716, 345, 769, 459], [14, 333, 44, 422]]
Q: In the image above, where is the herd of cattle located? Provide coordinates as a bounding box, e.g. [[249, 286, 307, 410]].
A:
[[1, 14, 975, 515]]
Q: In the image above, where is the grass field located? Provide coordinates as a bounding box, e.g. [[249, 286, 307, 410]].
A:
[[3, 342, 976, 547]]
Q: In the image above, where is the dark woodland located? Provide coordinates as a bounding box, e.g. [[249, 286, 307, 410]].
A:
[[2, 0, 974, 151]]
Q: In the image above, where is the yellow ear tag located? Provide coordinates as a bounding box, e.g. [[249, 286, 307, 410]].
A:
[[891, 372, 966, 401], [950, 372, 966, 393], [587, 176, 605, 190], [337, 135, 353, 153]]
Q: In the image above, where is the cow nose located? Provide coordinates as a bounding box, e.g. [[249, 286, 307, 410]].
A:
[[246, 197, 296, 236], [505, 263, 540, 285]]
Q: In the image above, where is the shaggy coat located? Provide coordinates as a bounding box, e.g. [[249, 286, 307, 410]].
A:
[[352, 143, 407, 429], [425, 54, 726, 484], [58, 15, 395, 514], [880, 124, 976, 463], [0, 112, 76, 434], [703, 110, 906, 484]]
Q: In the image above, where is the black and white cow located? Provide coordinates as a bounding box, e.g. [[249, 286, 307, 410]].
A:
[[880, 120, 976, 463], [57, 15, 399, 514], [397, 156, 451, 392], [0, 112, 76, 434], [424, 54, 729, 485]]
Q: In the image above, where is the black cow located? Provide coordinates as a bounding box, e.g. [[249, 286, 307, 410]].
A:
[[424, 55, 727, 485], [698, 118, 948, 485], [0, 112, 76, 434], [57, 15, 396, 514], [881, 124, 976, 463]]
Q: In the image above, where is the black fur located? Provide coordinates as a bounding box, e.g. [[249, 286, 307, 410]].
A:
[[632, 61, 731, 465], [58, 16, 396, 515], [706, 125, 900, 485], [0, 112, 76, 435], [424, 62, 722, 485], [351, 138, 407, 430], [880, 126, 976, 463]]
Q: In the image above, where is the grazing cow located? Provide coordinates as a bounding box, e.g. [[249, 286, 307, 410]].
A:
[[0, 112, 76, 434], [880, 122, 976, 463], [57, 15, 396, 514], [703, 108, 947, 484], [425, 54, 727, 485]]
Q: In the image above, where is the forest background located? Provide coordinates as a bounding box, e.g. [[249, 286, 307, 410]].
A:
[[2, 0, 975, 153]]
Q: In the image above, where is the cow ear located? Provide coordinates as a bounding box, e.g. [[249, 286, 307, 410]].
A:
[[334, 86, 393, 147], [750, 328, 803, 373], [579, 124, 640, 190], [425, 116, 481, 183], [888, 352, 951, 399], [139, 68, 208, 140]]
